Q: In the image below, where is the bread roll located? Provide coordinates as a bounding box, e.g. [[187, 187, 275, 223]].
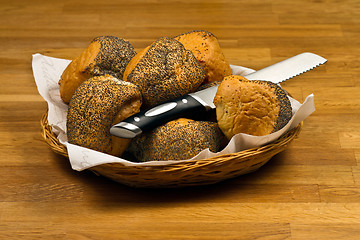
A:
[[174, 30, 232, 84], [59, 36, 136, 103], [127, 118, 225, 162], [67, 75, 142, 157], [123, 37, 206, 108], [213, 75, 292, 138]]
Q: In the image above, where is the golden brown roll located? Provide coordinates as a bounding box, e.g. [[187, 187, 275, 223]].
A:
[[213, 75, 292, 138], [67, 75, 142, 157], [59, 36, 136, 103], [123, 37, 206, 108], [127, 118, 225, 162], [174, 30, 232, 84]]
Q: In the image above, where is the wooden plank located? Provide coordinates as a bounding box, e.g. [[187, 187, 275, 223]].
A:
[[0, 102, 47, 121], [0, 94, 44, 102], [0, 174, 321, 203], [319, 185, 360, 203], [273, 148, 356, 166], [2, 202, 360, 224], [339, 132, 360, 149], [122, 25, 343, 40], [236, 164, 355, 185], [0, 221, 291, 240], [291, 224, 360, 240]]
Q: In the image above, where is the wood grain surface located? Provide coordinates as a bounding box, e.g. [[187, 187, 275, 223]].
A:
[[1, 0, 359, 239]]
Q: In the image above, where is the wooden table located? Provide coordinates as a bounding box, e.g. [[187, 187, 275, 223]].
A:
[[1, 0, 359, 239]]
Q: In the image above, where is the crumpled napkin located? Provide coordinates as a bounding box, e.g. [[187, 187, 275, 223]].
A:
[[32, 53, 315, 170]]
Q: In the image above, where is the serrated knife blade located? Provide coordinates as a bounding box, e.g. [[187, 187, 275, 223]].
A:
[[245, 52, 327, 83], [110, 52, 327, 138]]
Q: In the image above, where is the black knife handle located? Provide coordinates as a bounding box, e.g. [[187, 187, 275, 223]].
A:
[[110, 94, 207, 138]]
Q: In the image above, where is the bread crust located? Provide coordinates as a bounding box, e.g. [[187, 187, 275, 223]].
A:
[[59, 36, 136, 103], [213, 75, 292, 138], [175, 30, 232, 84], [124, 37, 206, 108], [128, 118, 225, 162], [67, 75, 142, 157]]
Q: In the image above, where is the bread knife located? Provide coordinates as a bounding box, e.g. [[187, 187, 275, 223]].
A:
[[110, 52, 327, 138]]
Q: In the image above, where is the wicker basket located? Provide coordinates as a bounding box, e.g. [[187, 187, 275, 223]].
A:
[[40, 111, 302, 188]]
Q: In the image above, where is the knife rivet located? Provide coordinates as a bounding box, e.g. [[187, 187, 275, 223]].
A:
[[134, 117, 140, 122], [182, 98, 188, 104]]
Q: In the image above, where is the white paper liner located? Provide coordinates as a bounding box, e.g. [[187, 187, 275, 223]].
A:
[[32, 53, 315, 171]]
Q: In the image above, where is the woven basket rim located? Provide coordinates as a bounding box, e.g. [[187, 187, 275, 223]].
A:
[[40, 110, 302, 187], [40, 110, 302, 167]]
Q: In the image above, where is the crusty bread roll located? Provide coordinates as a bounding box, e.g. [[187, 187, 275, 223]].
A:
[[174, 30, 232, 84], [127, 118, 225, 162], [213, 75, 292, 138], [59, 36, 136, 103], [67, 75, 142, 157], [123, 37, 206, 108]]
